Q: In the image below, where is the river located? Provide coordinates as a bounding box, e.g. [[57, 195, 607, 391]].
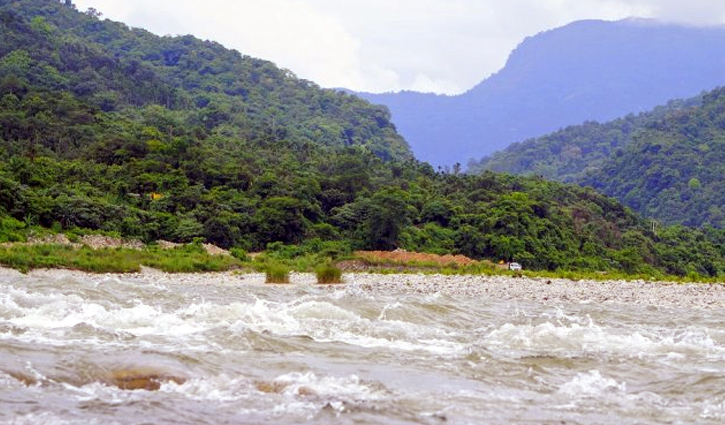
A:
[[1, 270, 724, 424]]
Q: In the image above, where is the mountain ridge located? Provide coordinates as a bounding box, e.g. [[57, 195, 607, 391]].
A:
[[0, 0, 411, 161], [472, 86, 725, 229], [356, 19, 725, 167]]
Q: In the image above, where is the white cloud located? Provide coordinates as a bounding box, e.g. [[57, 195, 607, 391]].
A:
[[639, 0, 725, 25], [71, 1, 725, 94]]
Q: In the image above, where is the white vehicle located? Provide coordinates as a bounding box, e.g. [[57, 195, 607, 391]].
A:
[[508, 262, 522, 271]]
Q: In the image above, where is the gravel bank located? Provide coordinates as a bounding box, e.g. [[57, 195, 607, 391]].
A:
[[3, 268, 724, 310]]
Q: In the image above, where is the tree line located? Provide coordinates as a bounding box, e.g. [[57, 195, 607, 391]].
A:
[[2, 0, 725, 277]]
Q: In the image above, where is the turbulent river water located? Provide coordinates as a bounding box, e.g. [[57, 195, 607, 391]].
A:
[[1, 270, 725, 425]]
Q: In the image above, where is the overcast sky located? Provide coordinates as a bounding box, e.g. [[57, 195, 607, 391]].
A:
[[72, 1, 725, 95]]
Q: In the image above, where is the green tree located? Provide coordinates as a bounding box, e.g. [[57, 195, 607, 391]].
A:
[[254, 197, 307, 246], [361, 188, 411, 250]]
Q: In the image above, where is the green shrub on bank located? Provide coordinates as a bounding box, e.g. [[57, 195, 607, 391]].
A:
[[0, 244, 243, 274], [230, 248, 251, 262], [1, 237, 722, 284], [316, 264, 343, 284], [258, 240, 352, 272], [265, 263, 290, 284], [0, 217, 28, 243]]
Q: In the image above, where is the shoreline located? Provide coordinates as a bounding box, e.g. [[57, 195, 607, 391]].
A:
[[2, 267, 725, 310]]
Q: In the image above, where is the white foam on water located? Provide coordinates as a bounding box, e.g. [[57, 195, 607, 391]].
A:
[[423, 292, 444, 303], [701, 399, 725, 421], [162, 374, 255, 402], [288, 300, 362, 322], [3, 278, 467, 355], [274, 371, 386, 400], [484, 318, 725, 360], [225, 298, 467, 355], [2, 285, 84, 319], [100, 304, 205, 337], [552, 371, 725, 424], [65, 381, 148, 405], [0, 289, 23, 318], [1, 281, 234, 348], [157, 371, 390, 420], [377, 302, 403, 320], [6, 297, 207, 340], [3, 274, 725, 424], [262, 371, 390, 419], [227, 299, 308, 336], [1, 282, 466, 355], [557, 370, 627, 398], [5, 412, 119, 425]]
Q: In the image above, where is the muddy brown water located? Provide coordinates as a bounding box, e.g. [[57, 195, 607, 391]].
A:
[[1, 270, 724, 424]]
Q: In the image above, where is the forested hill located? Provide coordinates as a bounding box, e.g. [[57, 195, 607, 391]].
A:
[[469, 96, 702, 182], [585, 88, 725, 228], [472, 87, 725, 229], [357, 19, 725, 168], [0, 0, 410, 160], [2, 0, 725, 278]]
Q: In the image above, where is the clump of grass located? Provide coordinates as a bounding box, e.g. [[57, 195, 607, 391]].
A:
[[265, 263, 290, 284], [230, 247, 251, 262], [0, 244, 244, 274], [315, 264, 343, 284]]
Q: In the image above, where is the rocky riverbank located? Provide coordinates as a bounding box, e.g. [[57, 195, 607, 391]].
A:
[[0, 235, 230, 255], [3, 268, 724, 310]]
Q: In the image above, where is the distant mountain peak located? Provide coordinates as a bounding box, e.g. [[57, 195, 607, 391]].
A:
[[355, 19, 725, 167]]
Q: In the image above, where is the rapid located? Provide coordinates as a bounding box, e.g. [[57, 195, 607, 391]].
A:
[[1, 269, 725, 424]]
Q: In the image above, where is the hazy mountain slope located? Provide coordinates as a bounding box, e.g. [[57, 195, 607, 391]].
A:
[[470, 96, 701, 182], [358, 19, 725, 167], [473, 87, 725, 228]]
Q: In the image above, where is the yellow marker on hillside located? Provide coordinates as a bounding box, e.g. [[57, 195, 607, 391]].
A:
[[150, 192, 164, 201]]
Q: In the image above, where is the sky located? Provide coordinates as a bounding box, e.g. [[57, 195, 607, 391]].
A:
[[72, 1, 725, 95]]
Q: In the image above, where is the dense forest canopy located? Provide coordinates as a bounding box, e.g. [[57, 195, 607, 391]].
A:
[[2, 0, 725, 278], [0, 0, 410, 161], [472, 87, 725, 229], [470, 97, 701, 182]]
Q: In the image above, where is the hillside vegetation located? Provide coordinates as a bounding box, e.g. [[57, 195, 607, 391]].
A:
[[470, 97, 700, 182], [2, 0, 725, 278], [473, 87, 725, 229]]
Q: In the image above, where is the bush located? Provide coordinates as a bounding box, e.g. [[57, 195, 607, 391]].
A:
[[316, 264, 342, 284], [0, 216, 27, 243], [230, 247, 250, 262], [265, 263, 290, 284]]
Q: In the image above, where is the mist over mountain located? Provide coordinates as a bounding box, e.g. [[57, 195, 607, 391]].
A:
[[356, 19, 725, 167]]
